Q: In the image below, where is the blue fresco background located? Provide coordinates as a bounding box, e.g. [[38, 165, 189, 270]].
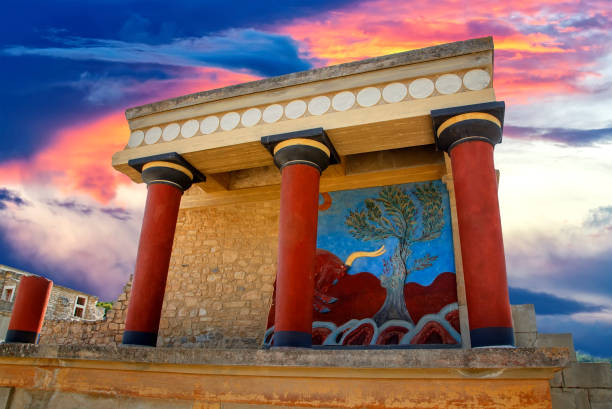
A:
[[316, 180, 456, 286]]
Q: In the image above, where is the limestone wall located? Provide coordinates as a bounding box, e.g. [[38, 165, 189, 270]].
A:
[[158, 201, 279, 348], [38, 279, 131, 346]]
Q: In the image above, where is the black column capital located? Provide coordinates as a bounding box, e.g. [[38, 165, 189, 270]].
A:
[[431, 101, 505, 152], [261, 128, 340, 173], [128, 152, 205, 191]]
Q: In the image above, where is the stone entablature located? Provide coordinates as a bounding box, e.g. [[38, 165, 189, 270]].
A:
[[112, 37, 495, 197]]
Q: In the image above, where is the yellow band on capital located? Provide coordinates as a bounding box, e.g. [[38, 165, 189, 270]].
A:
[[437, 113, 501, 137], [142, 161, 194, 180], [273, 138, 331, 157]]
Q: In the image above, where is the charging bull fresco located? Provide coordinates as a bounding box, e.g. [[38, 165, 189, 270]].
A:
[[265, 180, 460, 346]]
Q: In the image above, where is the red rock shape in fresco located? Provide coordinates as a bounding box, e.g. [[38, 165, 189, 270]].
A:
[[404, 272, 458, 323], [376, 326, 410, 345], [410, 321, 457, 345], [342, 322, 376, 345]]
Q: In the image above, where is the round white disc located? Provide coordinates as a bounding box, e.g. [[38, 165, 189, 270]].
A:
[[382, 82, 407, 103], [435, 74, 462, 95], [463, 69, 491, 91], [200, 116, 219, 135], [127, 130, 144, 148], [408, 78, 434, 99], [241, 108, 262, 127], [162, 123, 180, 141], [332, 91, 355, 111], [285, 100, 307, 119], [220, 112, 240, 131], [263, 104, 283, 123], [357, 87, 381, 107], [308, 96, 331, 116], [181, 119, 199, 138], [144, 127, 162, 145]]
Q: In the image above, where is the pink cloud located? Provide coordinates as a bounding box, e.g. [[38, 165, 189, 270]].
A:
[[0, 67, 259, 203]]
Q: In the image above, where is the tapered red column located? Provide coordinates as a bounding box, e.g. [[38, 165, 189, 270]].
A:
[[123, 159, 196, 347], [432, 102, 514, 347], [6, 276, 52, 344], [262, 130, 336, 347]]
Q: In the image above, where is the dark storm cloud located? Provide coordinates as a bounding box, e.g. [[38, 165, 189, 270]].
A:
[[0, 188, 28, 210], [509, 287, 604, 316], [504, 125, 612, 146], [47, 198, 132, 221], [4, 29, 311, 77], [47, 199, 94, 215], [99, 207, 131, 221]]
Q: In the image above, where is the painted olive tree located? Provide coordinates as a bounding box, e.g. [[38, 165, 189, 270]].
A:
[[345, 182, 445, 325]]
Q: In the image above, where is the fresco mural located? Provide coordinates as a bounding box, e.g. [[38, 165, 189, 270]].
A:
[[265, 180, 460, 346]]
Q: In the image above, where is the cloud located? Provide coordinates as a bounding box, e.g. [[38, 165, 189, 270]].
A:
[[0, 188, 28, 210], [277, 0, 611, 104], [0, 184, 145, 300], [3, 29, 311, 77], [504, 125, 612, 146], [584, 206, 612, 229], [509, 287, 605, 315]]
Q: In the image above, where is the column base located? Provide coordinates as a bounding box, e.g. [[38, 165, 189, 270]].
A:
[[122, 331, 158, 347], [5, 329, 39, 344], [470, 327, 515, 348], [273, 331, 312, 348]]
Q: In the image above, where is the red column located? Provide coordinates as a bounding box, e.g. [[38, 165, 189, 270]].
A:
[[122, 159, 196, 346], [274, 163, 321, 347], [6, 276, 53, 344], [451, 141, 513, 347], [431, 102, 513, 347], [261, 132, 335, 347]]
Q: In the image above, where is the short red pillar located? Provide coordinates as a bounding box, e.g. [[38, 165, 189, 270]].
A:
[[123, 159, 196, 347], [261, 132, 335, 347], [6, 276, 53, 344], [432, 102, 514, 347]]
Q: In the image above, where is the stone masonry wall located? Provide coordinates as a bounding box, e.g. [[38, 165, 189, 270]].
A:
[[38, 279, 131, 346], [158, 200, 279, 348]]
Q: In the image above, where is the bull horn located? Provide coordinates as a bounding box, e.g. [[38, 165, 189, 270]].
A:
[[344, 245, 386, 266]]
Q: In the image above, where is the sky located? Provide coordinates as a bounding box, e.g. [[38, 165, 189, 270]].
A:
[[0, 0, 611, 356]]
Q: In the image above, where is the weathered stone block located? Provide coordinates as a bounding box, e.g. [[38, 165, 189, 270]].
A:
[[589, 388, 612, 409], [117, 397, 193, 409], [536, 333, 577, 361], [550, 370, 563, 388], [514, 332, 537, 348], [0, 387, 12, 409], [511, 304, 537, 333], [563, 362, 612, 388], [550, 388, 590, 409], [46, 391, 119, 409]]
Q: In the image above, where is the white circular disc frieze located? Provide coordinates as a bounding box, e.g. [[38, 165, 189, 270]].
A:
[[332, 91, 355, 111], [463, 69, 491, 91], [200, 116, 219, 135], [308, 96, 331, 116], [144, 127, 162, 145], [162, 123, 180, 142], [357, 87, 381, 107], [127, 130, 144, 148], [241, 108, 261, 127], [382, 82, 407, 103], [263, 104, 283, 123], [409, 78, 434, 99], [220, 112, 240, 131], [285, 100, 307, 119], [435, 74, 462, 95], [181, 119, 199, 138]]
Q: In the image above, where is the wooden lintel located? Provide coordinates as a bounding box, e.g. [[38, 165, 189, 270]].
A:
[[180, 163, 446, 209]]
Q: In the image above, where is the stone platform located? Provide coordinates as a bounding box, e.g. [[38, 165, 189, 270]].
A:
[[0, 344, 570, 408]]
